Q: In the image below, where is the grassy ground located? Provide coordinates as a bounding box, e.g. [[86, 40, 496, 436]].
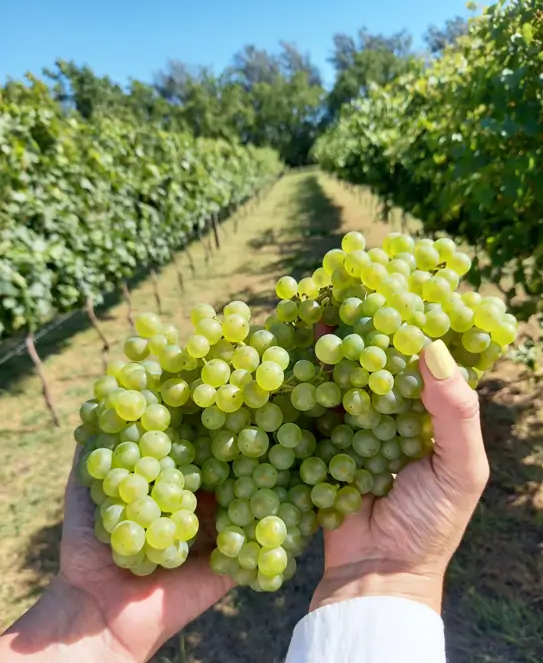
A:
[[0, 171, 541, 663]]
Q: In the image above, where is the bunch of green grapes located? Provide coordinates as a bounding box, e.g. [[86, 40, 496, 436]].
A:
[[74, 230, 517, 590]]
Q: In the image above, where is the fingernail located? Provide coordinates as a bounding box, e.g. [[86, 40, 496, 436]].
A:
[[424, 340, 456, 380]]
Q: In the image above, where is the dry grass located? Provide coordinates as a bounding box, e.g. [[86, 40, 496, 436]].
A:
[[0, 171, 541, 663]]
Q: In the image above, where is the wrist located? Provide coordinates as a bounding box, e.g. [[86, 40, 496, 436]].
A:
[[311, 560, 444, 615], [0, 575, 134, 663]]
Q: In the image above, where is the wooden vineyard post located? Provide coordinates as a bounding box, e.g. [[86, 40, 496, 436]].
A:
[[121, 281, 134, 328], [86, 296, 110, 370], [211, 213, 221, 249], [150, 269, 163, 314], [26, 331, 60, 427], [171, 253, 185, 294]]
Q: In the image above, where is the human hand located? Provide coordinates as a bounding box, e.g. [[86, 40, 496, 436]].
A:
[[311, 339, 489, 614], [1, 451, 233, 663]]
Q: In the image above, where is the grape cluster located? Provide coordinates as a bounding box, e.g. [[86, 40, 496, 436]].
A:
[[74, 230, 517, 590]]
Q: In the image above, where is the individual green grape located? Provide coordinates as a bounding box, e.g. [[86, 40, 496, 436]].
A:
[[344, 249, 371, 277], [253, 463, 278, 489], [179, 464, 202, 492], [315, 382, 342, 408], [134, 456, 161, 482], [462, 328, 491, 353], [135, 312, 162, 339], [338, 297, 363, 325], [214, 385, 243, 413], [288, 484, 313, 512], [94, 376, 119, 400], [275, 470, 291, 489], [210, 548, 239, 575], [313, 439, 336, 464], [228, 498, 254, 526], [201, 406, 226, 431], [250, 489, 281, 519], [361, 263, 388, 290], [276, 300, 299, 323], [414, 244, 439, 271], [293, 360, 316, 382], [90, 480, 107, 506], [258, 546, 288, 577], [250, 330, 278, 356], [139, 430, 171, 459], [145, 516, 176, 549], [257, 571, 283, 592], [268, 444, 296, 470], [359, 346, 387, 372], [372, 414, 397, 441], [330, 425, 353, 450], [368, 370, 394, 395], [102, 503, 127, 533], [233, 455, 260, 478], [124, 337, 150, 362], [329, 454, 356, 482], [255, 403, 283, 432], [396, 412, 423, 437], [433, 237, 456, 262], [106, 360, 126, 381], [446, 252, 472, 276], [170, 509, 199, 541], [168, 439, 195, 466], [276, 276, 298, 299], [291, 383, 318, 411], [243, 381, 270, 409], [491, 322, 516, 346], [255, 515, 287, 548], [371, 472, 395, 496], [317, 507, 344, 531], [98, 408, 126, 435], [178, 489, 197, 512], [102, 467, 129, 498], [230, 348, 259, 375], [399, 435, 425, 458], [125, 496, 160, 528], [159, 378, 190, 408], [119, 474, 149, 503], [422, 276, 452, 304], [373, 307, 402, 335], [112, 390, 145, 422], [423, 309, 451, 338], [195, 318, 223, 345], [216, 478, 236, 507], [158, 346, 184, 374], [111, 520, 146, 556], [381, 437, 402, 460], [352, 430, 381, 457], [201, 359, 230, 388], [342, 231, 366, 253], [151, 481, 184, 512], [229, 369, 251, 390], [277, 423, 302, 448], [393, 326, 425, 356], [217, 525, 246, 558], [315, 334, 343, 365], [387, 259, 412, 277], [235, 541, 260, 570], [255, 361, 284, 392], [190, 303, 216, 326], [311, 482, 337, 508], [299, 457, 328, 485], [237, 427, 269, 457], [364, 454, 388, 474], [277, 502, 301, 527], [282, 524, 304, 552], [349, 366, 370, 388], [112, 548, 146, 570], [299, 299, 322, 324], [87, 448, 113, 480], [159, 456, 176, 471], [223, 410, 250, 437], [200, 457, 229, 489], [211, 430, 239, 462], [222, 314, 249, 343], [294, 429, 317, 459], [129, 558, 158, 577], [352, 468, 374, 494], [223, 300, 251, 320], [263, 346, 290, 371], [79, 400, 99, 426], [343, 388, 371, 415], [341, 334, 364, 362], [365, 331, 390, 351], [335, 486, 362, 514], [234, 476, 258, 500], [140, 404, 170, 432]]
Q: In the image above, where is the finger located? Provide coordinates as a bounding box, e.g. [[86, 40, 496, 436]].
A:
[[420, 340, 489, 495]]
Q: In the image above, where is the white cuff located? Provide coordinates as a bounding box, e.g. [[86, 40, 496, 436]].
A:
[[285, 596, 446, 663]]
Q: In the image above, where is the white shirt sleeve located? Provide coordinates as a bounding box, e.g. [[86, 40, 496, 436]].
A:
[[285, 597, 446, 663]]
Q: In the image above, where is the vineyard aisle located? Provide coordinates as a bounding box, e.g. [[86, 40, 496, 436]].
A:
[[0, 171, 541, 663]]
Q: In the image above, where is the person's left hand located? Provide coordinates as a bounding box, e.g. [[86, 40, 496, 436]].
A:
[[2, 450, 233, 663]]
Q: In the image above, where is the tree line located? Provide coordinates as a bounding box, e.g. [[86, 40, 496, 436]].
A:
[[4, 16, 468, 166]]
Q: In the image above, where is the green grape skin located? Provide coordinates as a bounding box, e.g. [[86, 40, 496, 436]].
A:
[[255, 515, 287, 547], [111, 520, 146, 556], [335, 486, 362, 515], [258, 546, 288, 577], [353, 468, 374, 494], [237, 427, 269, 458], [228, 499, 255, 527], [250, 488, 281, 519], [299, 457, 328, 485], [170, 510, 199, 541], [179, 464, 202, 492], [268, 445, 296, 470], [288, 484, 313, 512], [329, 454, 356, 482], [311, 482, 337, 509], [371, 472, 395, 496], [317, 508, 345, 531]]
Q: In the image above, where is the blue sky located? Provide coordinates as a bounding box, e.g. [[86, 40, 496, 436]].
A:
[[1, 0, 470, 88]]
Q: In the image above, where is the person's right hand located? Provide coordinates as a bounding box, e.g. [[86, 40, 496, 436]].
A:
[[311, 339, 489, 614]]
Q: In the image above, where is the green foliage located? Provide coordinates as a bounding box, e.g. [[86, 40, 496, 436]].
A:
[[314, 0, 543, 320], [0, 78, 282, 338]]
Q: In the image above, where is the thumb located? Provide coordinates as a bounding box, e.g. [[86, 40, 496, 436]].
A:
[[420, 340, 489, 496]]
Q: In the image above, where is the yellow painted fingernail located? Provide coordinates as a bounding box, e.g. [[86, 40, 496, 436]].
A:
[[424, 340, 456, 380]]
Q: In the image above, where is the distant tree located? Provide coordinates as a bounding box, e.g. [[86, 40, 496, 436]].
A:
[[327, 28, 415, 119], [424, 16, 469, 54]]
